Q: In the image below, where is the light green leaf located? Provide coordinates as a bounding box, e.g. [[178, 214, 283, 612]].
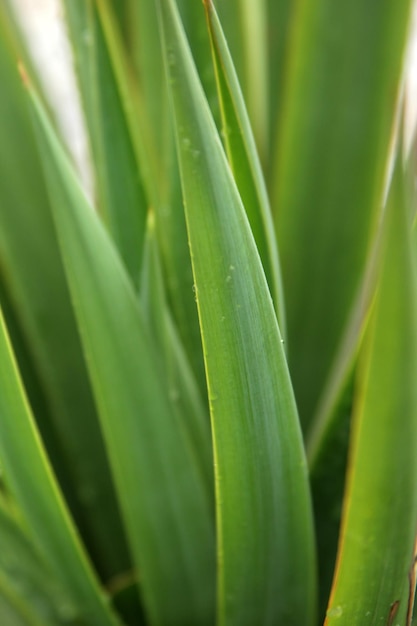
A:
[[273, 0, 412, 431], [0, 573, 46, 626], [325, 158, 417, 624], [156, 0, 317, 623], [205, 0, 285, 337], [0, 308, 118, 626], [28, 82, 215, 626], [0, 17, 130, 581]]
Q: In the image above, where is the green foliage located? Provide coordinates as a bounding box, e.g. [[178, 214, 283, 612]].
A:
[[0, 0, 416, 625]]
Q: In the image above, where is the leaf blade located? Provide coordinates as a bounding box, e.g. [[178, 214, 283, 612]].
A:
[[204, 0, 286, 337], [63, 0, 147, 285], [0, 17, 130, 581], [157, 1, 317, 623], [28, 82, 216, 626], [0, 308, 118, 626], [273, 0, 412, 430], [325, 159, 417, 624]]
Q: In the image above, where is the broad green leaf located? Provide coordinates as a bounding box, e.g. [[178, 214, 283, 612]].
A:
[[205, 0, 286, 338], [156, 0, 317, 623], [325, 158, 417, 624], [28, 83, 215, 626], [273, 0, 412, 431], [0, 17, 130, 581], [62, 0, 147, 286], [0, 308, 118, 626]]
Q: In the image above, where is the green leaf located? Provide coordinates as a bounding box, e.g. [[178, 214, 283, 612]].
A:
[[140, 214, 214, 495], [204, 0, 285, 338], [28, 82, 215, 626], [98, 0, 208, 396], [307, 222, 382, 619], [0, 501, 75, 626], [63, 0, 147, 286], [0, 18, 130, 581], [325, 158, 417, 624], [126, 0, 171, 191], [176, 0, 221, 129], [0, 308, 118, 626], [273, 0, 412, 431], [0, 573, 46, 626], [309, 371, 354, 622], [214, 0, 269, 162], [156, 0, 317, 623], [267, 0, 294, 180]]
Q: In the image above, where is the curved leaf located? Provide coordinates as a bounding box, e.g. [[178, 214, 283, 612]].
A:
[[204, 0, 286, 338], [0, 501, 75, 626], [0, 15, 130, 581], [28, 83, 215, 626], [140, 214, 213, 495], [63, 0, 147, 286], [97, 0, 208, 396], [156, 0, 317, 623], [214, 0, 269, 162], [0, 308, 118, 626], [325, 158, 417, 624]]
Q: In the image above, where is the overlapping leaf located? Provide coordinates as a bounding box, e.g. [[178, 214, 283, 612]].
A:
[[214, 0, 269, 162], [0, 308, 118, 626], [0, 501, 76, 626], [325, 157, 417, 624], [205, 0, 286, 337], [28, 82, 215, 626], [156, 0, 317, 623], [140, 214, 213, 495], [63, 0, 147, 286], [0, 13, 130, 581], [273, 0, 413, 432], [94, 0, 207, 395]]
